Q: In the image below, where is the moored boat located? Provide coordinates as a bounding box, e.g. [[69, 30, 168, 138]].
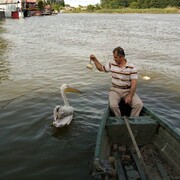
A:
[[91, 103, 180, 180]]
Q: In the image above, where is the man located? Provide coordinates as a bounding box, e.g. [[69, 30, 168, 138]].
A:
[[90, 46, 143, 117]]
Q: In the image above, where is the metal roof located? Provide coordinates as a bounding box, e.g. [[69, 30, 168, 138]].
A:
[[0, 0, 19, 3], [0, 0, 37, 3], [26, 0, 36, 2]]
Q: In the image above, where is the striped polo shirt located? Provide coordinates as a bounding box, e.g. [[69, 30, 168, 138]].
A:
[[102, 61, 138, 88]]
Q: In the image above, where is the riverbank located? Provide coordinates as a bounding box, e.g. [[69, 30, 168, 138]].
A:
[[65, 7, 179, 14]]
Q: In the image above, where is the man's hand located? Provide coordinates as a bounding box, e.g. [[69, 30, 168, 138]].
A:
[[89, 55, 103, 71], [124, 79, 137, 105], [124, 93, 133, 105], [90, 54, 97, 62]]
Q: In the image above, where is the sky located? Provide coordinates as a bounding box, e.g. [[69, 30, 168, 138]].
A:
[[65, 0, 100, 7]]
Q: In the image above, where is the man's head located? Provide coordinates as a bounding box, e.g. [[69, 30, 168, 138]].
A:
[[113, 46, 125, 64]]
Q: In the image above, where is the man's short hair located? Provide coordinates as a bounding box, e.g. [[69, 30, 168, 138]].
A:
[[113, 46, 125, 57]]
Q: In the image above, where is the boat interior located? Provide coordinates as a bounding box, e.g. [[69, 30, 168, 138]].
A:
[[93, 102, 180, 180]]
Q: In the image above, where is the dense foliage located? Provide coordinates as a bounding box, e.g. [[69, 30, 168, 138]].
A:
[[37, 0, 65, 11], [100, 0, 180, 8], [46, 0, 65, 6]]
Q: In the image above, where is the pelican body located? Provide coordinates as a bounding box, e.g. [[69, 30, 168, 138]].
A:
[[53, 84, 81, 128]]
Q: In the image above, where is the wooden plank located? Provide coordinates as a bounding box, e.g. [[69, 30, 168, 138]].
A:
[[113, 152, 126, 180], [123, 116, 150, 179], [131, 152, 147, 180], [156, 162, 170, 180], [94, 106, 110, 158]]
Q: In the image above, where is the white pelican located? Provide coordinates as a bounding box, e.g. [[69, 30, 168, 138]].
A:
[[53, 84, 81, 128]]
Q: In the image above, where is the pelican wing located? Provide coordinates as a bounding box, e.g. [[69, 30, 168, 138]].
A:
[[53, 114, 73, 128], [53, 106, 74, 127]]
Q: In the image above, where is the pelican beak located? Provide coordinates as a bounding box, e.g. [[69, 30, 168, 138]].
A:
[[65, 86, 81, 93]]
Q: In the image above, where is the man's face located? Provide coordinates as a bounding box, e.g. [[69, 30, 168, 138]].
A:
[[113, 51, 121, 64]]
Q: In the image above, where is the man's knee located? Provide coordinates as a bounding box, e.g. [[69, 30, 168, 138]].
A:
[[138, 101, 143, 108], [131, 100, 143, 116], [109, 101, 121, 117], [133, 100, 143, 109], [109, 101, 119, 109]]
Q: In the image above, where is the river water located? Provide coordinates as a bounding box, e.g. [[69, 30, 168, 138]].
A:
[[0, 14, 180, 180]]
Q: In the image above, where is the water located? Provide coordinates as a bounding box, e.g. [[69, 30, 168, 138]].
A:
[[0, 13, 180, 180]]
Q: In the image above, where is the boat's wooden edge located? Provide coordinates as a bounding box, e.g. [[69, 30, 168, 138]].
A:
[[143, 107, 180, 141], [94, 104, 110, 158]]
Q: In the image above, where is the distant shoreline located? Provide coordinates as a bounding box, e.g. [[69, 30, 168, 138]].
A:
[[64, 7, 180, 14]]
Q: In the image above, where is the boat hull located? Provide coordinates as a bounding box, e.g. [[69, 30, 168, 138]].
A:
[[92, 105, 180, 180]]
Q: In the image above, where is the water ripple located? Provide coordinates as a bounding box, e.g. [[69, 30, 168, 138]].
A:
[[0, 14, 179, 180]]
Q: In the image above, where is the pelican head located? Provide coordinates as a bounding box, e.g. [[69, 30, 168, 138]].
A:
[[61, 84, 81, 94]]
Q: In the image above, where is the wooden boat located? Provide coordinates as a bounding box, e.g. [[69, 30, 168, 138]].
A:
[[91, 103, 180, 180]]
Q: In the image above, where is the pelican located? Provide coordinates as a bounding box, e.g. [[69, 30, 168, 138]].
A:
[[53, 84, 81, 128]]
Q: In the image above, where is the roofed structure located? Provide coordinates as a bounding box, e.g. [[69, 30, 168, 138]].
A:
[[26, 0, 36, 3], [0, 0, 19, 3], [0, 0, 37, 4]]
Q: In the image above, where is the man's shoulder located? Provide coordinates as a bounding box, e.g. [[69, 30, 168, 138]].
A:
[[105, 61, 117, 67], [125, 62, 137, 69]]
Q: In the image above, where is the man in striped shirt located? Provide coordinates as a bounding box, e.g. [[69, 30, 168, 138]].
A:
[[90, 46, 143, 117]]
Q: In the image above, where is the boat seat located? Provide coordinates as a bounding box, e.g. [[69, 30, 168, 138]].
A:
[[107, 116, 156, 125], [106, 116, 158, 145]]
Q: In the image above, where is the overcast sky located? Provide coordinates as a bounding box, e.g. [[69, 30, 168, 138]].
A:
[[65, 0, 100, 7]]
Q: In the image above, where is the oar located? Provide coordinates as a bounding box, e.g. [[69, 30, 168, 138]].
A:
[[123, 116, 150, 180]]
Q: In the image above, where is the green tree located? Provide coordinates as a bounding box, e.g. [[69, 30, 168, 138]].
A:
[[101, 0, 180, 8], [38, 0, 44, 10], [168, 0, 180, 7], [109, 0, 120, 8], [161, 0, 169, 8], [94, 4, 101, 10], [137, 0, 144, 8], [101, 0, 111, 8], [47, 0, 65, 6], [127, 0, 136, 6], [52, 4, 62, 11], [130, 1, 140, 8], [150, 0, 163, 8], [141, 0, 151, 8], [119, 0, 129, 7], [87, 4, 95, 12]]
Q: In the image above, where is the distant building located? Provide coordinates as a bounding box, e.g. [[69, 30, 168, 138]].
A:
[[0, 0, 39, 18], [26, 0, 36, 10], [64, 6, 75, 11], [0, 0, 24, 18], [0, 8, 5, 19], [24, 0, 36, 17]]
